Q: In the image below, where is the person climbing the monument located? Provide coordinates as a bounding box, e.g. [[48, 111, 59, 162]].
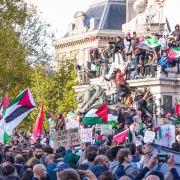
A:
[[116, 67, 126, 104], [151, 50, 169, 78], [76, 64, 86, 85]]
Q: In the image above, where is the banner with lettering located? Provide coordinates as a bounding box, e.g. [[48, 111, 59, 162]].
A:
[[66, 116, 79, 129], [101, 125, 112, 134], [52, 128, 80, 151], [79, 128, 92, 142], [155, 125, 175, 148], [144, 130, 155, 143]]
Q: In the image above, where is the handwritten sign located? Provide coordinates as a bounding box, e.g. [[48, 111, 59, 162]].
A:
[[101, 125, 112, 134], [79, 128, 92, 142], [66, 116, 79, 129], [155, 125, 175, 148], [144, 131, 155, 143], [52, 128, 80, 151]]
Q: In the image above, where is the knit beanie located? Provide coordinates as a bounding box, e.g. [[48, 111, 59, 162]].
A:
[[67, 153, 80, 169]]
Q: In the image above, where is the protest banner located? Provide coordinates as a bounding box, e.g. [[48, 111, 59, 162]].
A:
[[155, 125, 175, 148], [79, 128, 92, 142], [144, 130, 155, 143], [66, 116, 79, 129], [52, 128, 80, 151], [101, 125, 112, 134]]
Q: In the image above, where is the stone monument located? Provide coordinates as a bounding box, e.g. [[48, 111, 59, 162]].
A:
[[123, 0, 166, 36]]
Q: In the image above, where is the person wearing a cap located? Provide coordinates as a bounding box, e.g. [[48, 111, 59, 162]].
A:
[[53, 162, 70, 178], [75, 64, 86, 85], [151, 50, 168, 77], [172, 24, 180, 37], [124, 32, 132, 54]]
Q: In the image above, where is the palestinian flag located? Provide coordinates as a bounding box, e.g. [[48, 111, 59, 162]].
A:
[[112, 129, 129, 144], [50, 135, 54, 148], [68, 112, 75, 117], [47, 112, 56, 124], [155, 127, 162, 138], [0, 88, 36, 137], [135, 37, 160, 52], [168, 48, 180, 62], [165, 113, 180, 123], [0, 96, 10, 119], [84, 35, 102, 41], [87, 62, 99, 72], [139, 124, 144, 136], [107, 108, 118, 128]]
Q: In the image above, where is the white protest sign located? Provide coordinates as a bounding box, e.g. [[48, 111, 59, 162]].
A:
[[144, 130, 155, 143], [66, 116, 79, 129], [52, 128, 80, 151], [79, 128, 92, 142], [101, 125, 112, 134], [50, 121, 54, 134], [155, 125, 175, 148]]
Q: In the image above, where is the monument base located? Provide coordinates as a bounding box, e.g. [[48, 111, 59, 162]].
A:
[[122, 22, 165, 37]]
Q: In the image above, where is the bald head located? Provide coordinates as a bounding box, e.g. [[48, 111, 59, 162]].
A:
[[119, 176, 131, 180], [2, 161, 12, 168], [94, 155, 110, 169], [146, 175, 160, 180]]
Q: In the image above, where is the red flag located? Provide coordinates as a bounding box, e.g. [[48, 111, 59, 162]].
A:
[[61, 112, 65, 121], [175, 101, 180, 115], [0, 95, 10, 119], [112, 130, 129, 143], [31, 104, 44, 144]]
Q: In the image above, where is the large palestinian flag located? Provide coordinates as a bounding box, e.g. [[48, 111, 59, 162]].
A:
[[0, 88, 36, 138], [135, 37, 160, 52], [81, 103, 118, 127]]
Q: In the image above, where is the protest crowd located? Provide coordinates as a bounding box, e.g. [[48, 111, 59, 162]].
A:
[[1, 18, 180, 180]]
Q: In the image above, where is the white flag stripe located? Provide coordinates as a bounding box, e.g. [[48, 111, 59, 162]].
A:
[[85, 109, 98, 117]]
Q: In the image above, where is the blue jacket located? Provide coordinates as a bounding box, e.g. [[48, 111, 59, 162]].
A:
[[46, 163, 58, 180], [83, 165, 107, 180], [109, 161, 125, 180], [158, 55, 168, 68]]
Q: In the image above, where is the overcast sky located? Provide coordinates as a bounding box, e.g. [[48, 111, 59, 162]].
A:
[[28, 0, 92, 40]]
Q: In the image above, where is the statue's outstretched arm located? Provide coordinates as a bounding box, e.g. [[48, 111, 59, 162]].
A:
[[133, 0, 147, 14]]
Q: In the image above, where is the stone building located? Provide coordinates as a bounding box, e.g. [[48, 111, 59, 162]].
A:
[[53, 0, 126, 68]]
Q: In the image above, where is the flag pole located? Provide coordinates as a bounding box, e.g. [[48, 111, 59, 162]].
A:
[[43, 123, 47, 134]]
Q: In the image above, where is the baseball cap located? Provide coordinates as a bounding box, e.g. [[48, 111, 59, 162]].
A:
[[53, 163, 70, 171]]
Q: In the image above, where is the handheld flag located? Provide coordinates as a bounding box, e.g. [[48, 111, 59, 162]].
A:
[[0, 88, 36, 136], [112, 129, 129, 144], [84, 35, 102, 41], [166, 17, 171, 35], [47, 112, 56, 124], [87, 62, 99, 72], [31, 104, 44, 144], [0, 96, 10, 119], [175, 101, 180, 115], [168, 48, 180, 62]]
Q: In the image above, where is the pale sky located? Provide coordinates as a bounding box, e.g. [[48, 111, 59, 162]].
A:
[[28, 0, 92, 40]]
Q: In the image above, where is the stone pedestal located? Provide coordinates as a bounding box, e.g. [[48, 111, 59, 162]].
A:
[[122, 23, 165, 37]]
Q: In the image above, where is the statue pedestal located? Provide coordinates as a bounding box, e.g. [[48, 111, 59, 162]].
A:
[[122, 22, 165, 37]]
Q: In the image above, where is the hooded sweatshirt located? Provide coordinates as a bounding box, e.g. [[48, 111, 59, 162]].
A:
[[158, 55, 169, 68], [109, 161, 125, 180], [83, 165, 107, 180]]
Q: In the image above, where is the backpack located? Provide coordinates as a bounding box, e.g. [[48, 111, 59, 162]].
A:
[[124, 96, 132, 105]]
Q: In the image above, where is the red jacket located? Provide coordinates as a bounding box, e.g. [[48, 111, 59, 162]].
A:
[[116, 70, 126, 85]]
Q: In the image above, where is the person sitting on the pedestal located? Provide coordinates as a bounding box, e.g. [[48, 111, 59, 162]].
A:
[[144, 54, 153, 78], [151, 50, 169, 78], [125, 51, 136, 80], [172, 24, 180, 37], [136, 55, 145, 79]]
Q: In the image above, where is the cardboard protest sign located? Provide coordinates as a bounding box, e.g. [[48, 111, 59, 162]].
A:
[[66, 116, 79, 129], [52, 128, 80, 151], [144, 130, 155, 143], [79, 128, 92, 142], [101, 125, 112, 134], [155, 125, 175, 148]]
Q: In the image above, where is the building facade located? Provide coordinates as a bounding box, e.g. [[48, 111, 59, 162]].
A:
[[53, 0, 126, 68]]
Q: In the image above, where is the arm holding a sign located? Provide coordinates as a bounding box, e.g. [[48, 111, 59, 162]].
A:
[[63, 141, 73, 163]]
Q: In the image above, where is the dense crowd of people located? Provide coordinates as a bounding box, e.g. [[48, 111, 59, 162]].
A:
[[75, 26, 180, 104]]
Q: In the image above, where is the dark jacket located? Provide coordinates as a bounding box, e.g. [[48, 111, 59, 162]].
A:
[[109, 161, 125, 180], [124, 112, 137, 125], [83, 165, 107, 180], [114, 128, 122, 135], [172, 28, 180, 37], [117, 112, 125, 125], [105, 72, 117, 82], [109, 41, 124, 51], [14, 164, 22, 175]]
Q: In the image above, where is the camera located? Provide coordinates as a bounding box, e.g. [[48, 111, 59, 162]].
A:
[[158, 154, 169, 162]]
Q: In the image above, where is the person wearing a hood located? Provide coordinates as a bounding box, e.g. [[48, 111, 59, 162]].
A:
[[151, 50, 168, 77], [67, 153, 80, 169], [172, 24, 180, 37], [124, 163, 139, 175], [124, 32, 132, 54], [83, 155, 110, 180]]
